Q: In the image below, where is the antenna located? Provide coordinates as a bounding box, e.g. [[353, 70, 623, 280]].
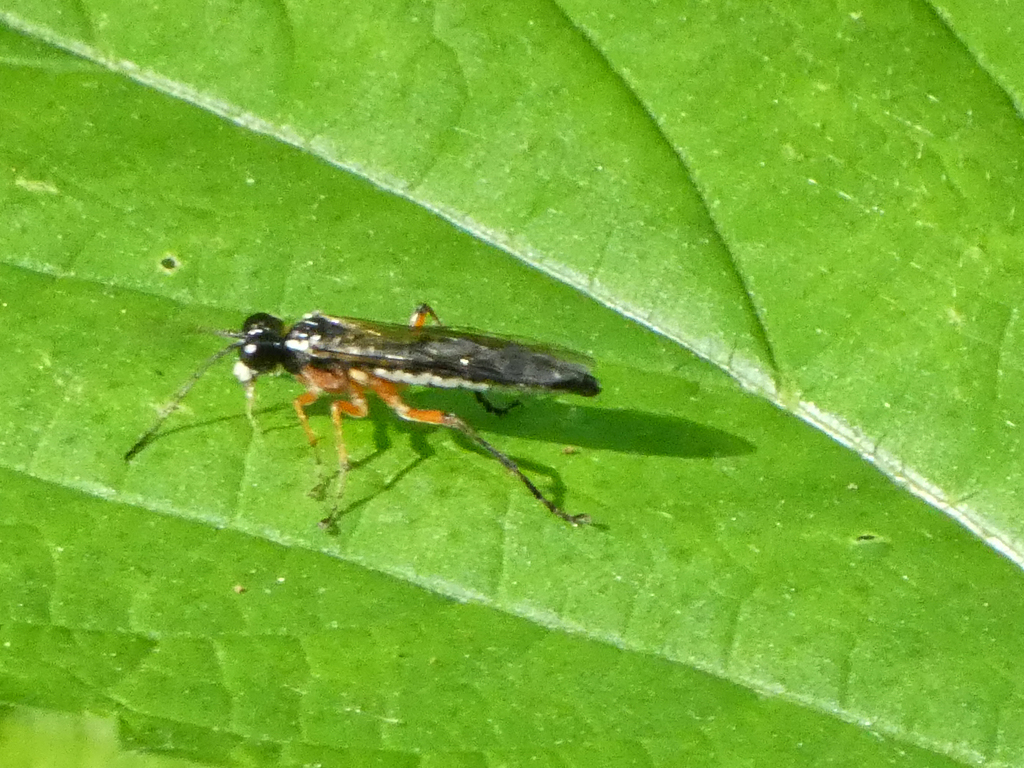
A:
[[124, 342, 243, 461]]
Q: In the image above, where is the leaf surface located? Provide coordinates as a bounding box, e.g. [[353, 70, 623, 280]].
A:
[[1, 3, 1023, 766]]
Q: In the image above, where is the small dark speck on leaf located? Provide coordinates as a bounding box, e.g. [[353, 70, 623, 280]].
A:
[[160, 255, 180, 272]]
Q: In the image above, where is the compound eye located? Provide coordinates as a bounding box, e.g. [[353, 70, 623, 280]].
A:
[[242, 313, 284, 335]]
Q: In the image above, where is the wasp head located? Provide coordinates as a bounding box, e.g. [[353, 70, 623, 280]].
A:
[[234, 313, 288, 384]]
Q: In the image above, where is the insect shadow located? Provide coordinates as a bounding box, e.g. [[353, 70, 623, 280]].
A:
[[133, 388, 752, 529], [313, 390, 752, 529], [411, 389, 756, 460]]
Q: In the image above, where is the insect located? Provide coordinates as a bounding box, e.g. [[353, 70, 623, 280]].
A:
[[126, 304, 600, 526]]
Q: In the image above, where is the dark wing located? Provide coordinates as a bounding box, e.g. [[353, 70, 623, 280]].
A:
[[296, 314, 600, 396]]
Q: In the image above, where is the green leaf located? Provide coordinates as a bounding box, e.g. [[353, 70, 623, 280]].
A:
[[1, 2, 1023, 766]]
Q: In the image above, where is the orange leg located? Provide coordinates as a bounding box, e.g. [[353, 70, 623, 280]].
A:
[[409, 303, 442, 328], [365, 376, 589, 526], [329, 388, 369, 473], [293, 391, 322, 447], [294, 379, 370, 528], [294, 370, 369, 464]]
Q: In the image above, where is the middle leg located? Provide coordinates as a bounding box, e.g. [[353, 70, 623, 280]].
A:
[[320, 384, 369, 527]]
